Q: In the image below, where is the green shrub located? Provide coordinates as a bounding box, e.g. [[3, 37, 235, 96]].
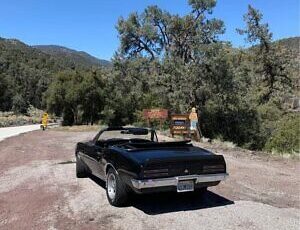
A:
[[265, 114, 300, 154], [201, 101, 262, 150], [12, 94, 28, 114], [62, 107, 74, 126], [255, 102, 284, 150], [27, 105, 44, 118], [0, 114, 41, 127]]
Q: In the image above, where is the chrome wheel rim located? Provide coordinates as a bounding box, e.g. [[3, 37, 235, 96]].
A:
[[107, 173, 116, 200]]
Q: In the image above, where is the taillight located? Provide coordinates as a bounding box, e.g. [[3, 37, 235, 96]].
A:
[[202, 165, 225, 173], [142, 169, 169, 178]]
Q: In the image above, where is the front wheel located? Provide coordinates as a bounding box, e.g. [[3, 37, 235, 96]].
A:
[[106, 168, 129, 207]]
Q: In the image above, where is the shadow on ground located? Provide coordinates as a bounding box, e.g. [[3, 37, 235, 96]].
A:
[[57, 160, 76, 165], [89, 174, 234, 215], [89, 174, 106, 189], [131, 190, 234, 215]]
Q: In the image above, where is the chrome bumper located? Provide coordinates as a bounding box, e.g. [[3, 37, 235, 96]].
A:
[[131, 173, 228, 189]]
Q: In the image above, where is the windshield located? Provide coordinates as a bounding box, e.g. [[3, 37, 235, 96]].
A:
[[98, 130, 156, 142]]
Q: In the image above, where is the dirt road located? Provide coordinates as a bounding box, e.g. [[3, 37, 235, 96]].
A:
[[0, 124, 41, 141], [0, 129, 299, 230]]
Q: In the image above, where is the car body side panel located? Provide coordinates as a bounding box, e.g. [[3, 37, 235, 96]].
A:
[[76, 142, 106, 180], [105, 148, 140, 184]]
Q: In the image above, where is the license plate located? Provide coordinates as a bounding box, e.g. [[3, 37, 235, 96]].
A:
[[177, 180, 194, 192]]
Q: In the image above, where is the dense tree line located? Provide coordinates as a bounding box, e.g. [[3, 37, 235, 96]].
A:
[[0, 38, 107, 113], [98, 1, 296, 152], [0, 0, 299, 153], [44, 69, 106, 125]]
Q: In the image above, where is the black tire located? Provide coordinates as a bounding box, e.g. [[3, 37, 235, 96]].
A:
[[76, 155, 87, 178], [106, 168, 129, 207]]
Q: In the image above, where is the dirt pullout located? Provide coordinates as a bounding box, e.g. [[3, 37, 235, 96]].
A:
[[194, 140, 300, 209], [158, 134, 300, 209], [0, 130, 299, 230]]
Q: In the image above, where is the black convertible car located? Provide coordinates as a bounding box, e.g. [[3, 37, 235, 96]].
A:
[[75, 127, 228, 206]]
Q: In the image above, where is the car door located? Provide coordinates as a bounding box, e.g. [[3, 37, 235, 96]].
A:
[[79, 142, 97, 174], [84, 143, 106, 180]]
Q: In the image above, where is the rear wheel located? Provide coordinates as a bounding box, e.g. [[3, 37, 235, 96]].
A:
[[106, 168, 129, 207], [76, 155, 87, 178]]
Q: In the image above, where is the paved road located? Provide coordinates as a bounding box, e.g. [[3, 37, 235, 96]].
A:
[[0, 130, 299, 230], [0, 124, 41, 141]]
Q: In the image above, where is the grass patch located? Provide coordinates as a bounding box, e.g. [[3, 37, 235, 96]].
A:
[[212, 139, 236, 149], [52, 125, 103, 132]]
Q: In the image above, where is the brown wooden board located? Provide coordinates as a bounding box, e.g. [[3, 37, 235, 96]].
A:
[[143, 109, 168, 129], [170, 114, 190, 137], [170, 114, 201, 141], [143, 109, 168, 119]]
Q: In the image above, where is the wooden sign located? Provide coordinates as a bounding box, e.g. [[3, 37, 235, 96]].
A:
[[143, 109, 168, 129], [170, 114, 190, 137], [143, 109, 168, 119]]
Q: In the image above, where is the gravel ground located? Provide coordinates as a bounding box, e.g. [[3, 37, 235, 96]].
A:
[[0, 129, 299, 230]]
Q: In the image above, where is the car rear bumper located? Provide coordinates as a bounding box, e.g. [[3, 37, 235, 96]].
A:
[[131, 173, 228, 190]]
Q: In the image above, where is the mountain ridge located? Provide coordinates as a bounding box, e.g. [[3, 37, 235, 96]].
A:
[[33, 45, 111, 67], [0, 37, 111, 68]]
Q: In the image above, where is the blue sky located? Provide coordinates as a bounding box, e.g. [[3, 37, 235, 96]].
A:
[[0, 0, 299, 60]]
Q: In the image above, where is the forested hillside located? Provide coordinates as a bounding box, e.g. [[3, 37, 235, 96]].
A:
[[276, 37, 300, 55], [33, 45, 111, 67], [0, 37, 109, 112], [0, 0, 299, 154]]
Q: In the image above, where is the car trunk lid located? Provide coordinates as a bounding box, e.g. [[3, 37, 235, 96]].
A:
[[126, 145, 226, 178]]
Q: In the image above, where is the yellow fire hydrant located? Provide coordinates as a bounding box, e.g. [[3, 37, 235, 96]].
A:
[[41, 112, 48, 131]]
